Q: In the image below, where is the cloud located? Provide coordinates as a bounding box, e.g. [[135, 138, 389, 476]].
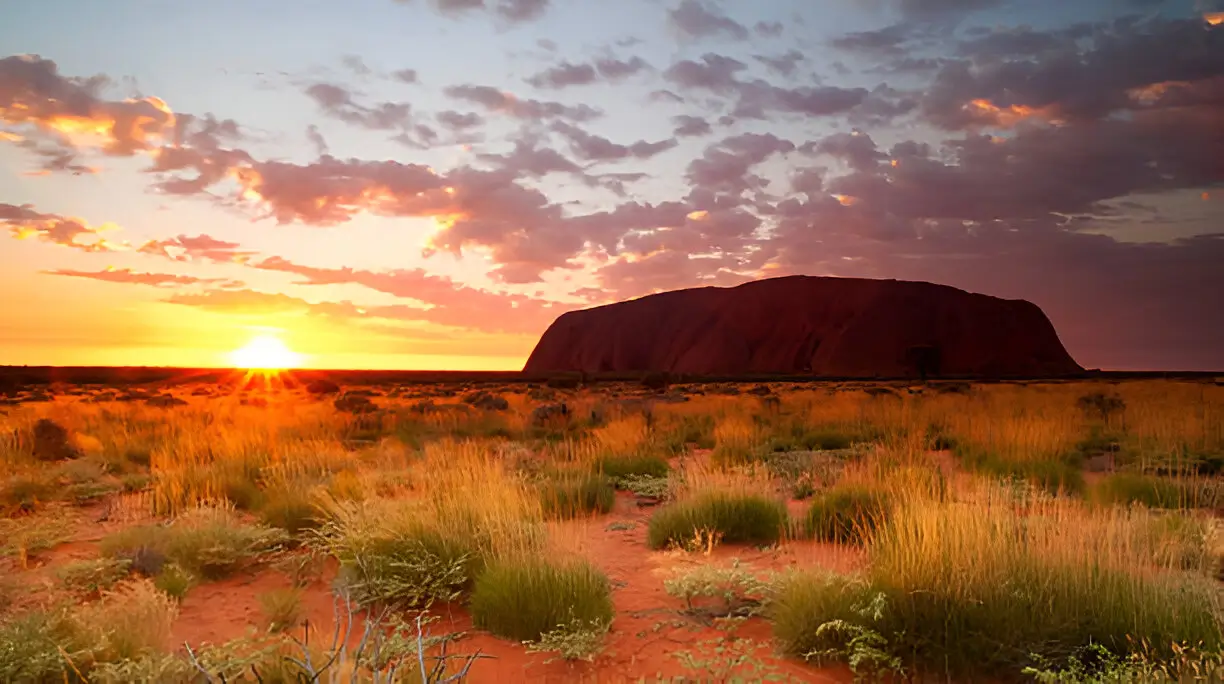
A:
[[443, 84, 602, 121], [303, 82, 413, 130], [668, 0, 749, 41], [250, 256, 567, 333], [663, 53, 882, 120], [0, 54, 176, 171], [525, 56, 650, 89], [550, 121, 678, 162], [921, 18, 1224, 129], [1, 203, 126, 252], [42, 267, 237, 288], [396, 0, 549, 22], [672, 114, 712, 137], [137, 234, 255, 263]]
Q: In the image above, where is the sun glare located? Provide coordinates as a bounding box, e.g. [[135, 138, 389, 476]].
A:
[[229, 335, 302, 370]]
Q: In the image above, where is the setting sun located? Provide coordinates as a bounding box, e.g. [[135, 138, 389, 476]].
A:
[[229, 335, 302, 370]]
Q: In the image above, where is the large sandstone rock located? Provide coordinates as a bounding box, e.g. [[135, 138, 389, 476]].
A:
[[523, 276, 1082, 378]]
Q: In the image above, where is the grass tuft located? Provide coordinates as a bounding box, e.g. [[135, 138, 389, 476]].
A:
[[647, 492, 786, 550], [470, 557, 614, 642], [804, 485, 891, 544]]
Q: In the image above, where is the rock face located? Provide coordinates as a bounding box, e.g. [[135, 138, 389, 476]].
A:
[[523, 276, 1082, 378]]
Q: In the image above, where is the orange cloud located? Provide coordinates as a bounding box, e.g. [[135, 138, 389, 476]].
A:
[[1206, 12, 1224, 26], [0, 56, 175, 162], [42, 267, 238, 288], [960, 98, 1050, 127], [1, 203, 127, 252]]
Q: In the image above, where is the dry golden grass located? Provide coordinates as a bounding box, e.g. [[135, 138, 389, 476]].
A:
[[1, 378, 1223, 680]]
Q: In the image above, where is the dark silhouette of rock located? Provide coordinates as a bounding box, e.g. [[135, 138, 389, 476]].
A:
[[524, 276, 1082, 378]]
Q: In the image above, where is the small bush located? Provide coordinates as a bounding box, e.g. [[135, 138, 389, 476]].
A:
[[102, 505, 286, 580], [75, 579, 178, 662], [152, 563, 195, 600], [539, 473, 615, 519], [770, 570, 880, 662], [58, 558, 132, 597], [621, 474, 671, 500], [0, 474, 58, 512], [260, 587, 305, 633], [1093, 473, 1190, 509], [664, 558, 774, 619], [0, 609, 90, 682], [326, 524, 473, 609], [525, 616, 611, 662], [470, 557, 614, 642], [595, 454, 670, 482], [647, 493, 786, 550], [805, 486, 892, 544], [260, 487, 321, 536]]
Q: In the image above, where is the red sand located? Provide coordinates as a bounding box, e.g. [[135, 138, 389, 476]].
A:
[[168, 492, 859, 682]]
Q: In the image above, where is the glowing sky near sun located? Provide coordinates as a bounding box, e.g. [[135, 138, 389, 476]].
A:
[[1, 0, 1222, 371]]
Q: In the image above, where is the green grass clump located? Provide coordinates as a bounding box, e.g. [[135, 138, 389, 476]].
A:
[[804, 486, 891, 544], [647, 492, 786, 550], [259, 487, 322, 536], [58, 558, 132, 597], [770, 570, 880, 663], [1093, 473, 1191, 509], [260, 587, 305, 633], [317, 503, 476, 609], [101, 505, 287, 581], [539, 473, 615, 519], [957, 446, 1085, 496], [771, 491, 1224, 678], [0, 474, 58, 512], [0, 609, 90, 682], [595, 454, 670, 482], [470, 557, 613, 642]]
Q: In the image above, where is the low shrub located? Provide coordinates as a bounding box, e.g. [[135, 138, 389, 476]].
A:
[[260, 587, 305, 633], [58, 558, 132, 597], [647, 492, 786, 550], [1093, 473, 1190, 509], [470, 557, 614, 642], [260, 487, 321, 536], [957, 446, 1085, 496], [664, 558, 774, 619], [318, 505, 475, 609], [0, 609, 90, 682], [804, 486, 891, 544], [772, 491, 1224, 678], [75, 579, 178, 663], [595, 454, 670, 482], [0, 474, 58, 512], [101, 505, 286, 580], [539, 473, 615, 519]]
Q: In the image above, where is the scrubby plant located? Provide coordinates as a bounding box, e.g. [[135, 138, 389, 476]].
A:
[[58, 557, 132, 597], [621, 473, 671, 500], [594, 453, 670, 482], [0, 509, 74, 567], [316, 500, 475, 609], [260, 587, 305, 633], [470, 557, 614, 642], [0, 473, 58, 512], [101, 504, 287, 580], [647, 492, 786, 550], [539, 472, 615, 519], [1093, 473, 1191, 509], [259, 485, 322, 536], [525, 616, 612, 662], [804, 485, 892, 544], [74, 579, 178, 663], [0, 609, 91, 682], [772, 488, 1224, 678], [153, 563, 196, 599], [664, 558, 774, 619]]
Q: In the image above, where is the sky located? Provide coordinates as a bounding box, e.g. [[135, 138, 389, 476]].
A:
[[1, 0, 1222, 372]]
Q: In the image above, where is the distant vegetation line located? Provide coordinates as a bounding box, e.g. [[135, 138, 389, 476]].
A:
[[0, 365, 1219, 387]]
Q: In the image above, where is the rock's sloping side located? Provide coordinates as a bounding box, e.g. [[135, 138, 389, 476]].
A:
[[523, 276, 1082, 377]]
